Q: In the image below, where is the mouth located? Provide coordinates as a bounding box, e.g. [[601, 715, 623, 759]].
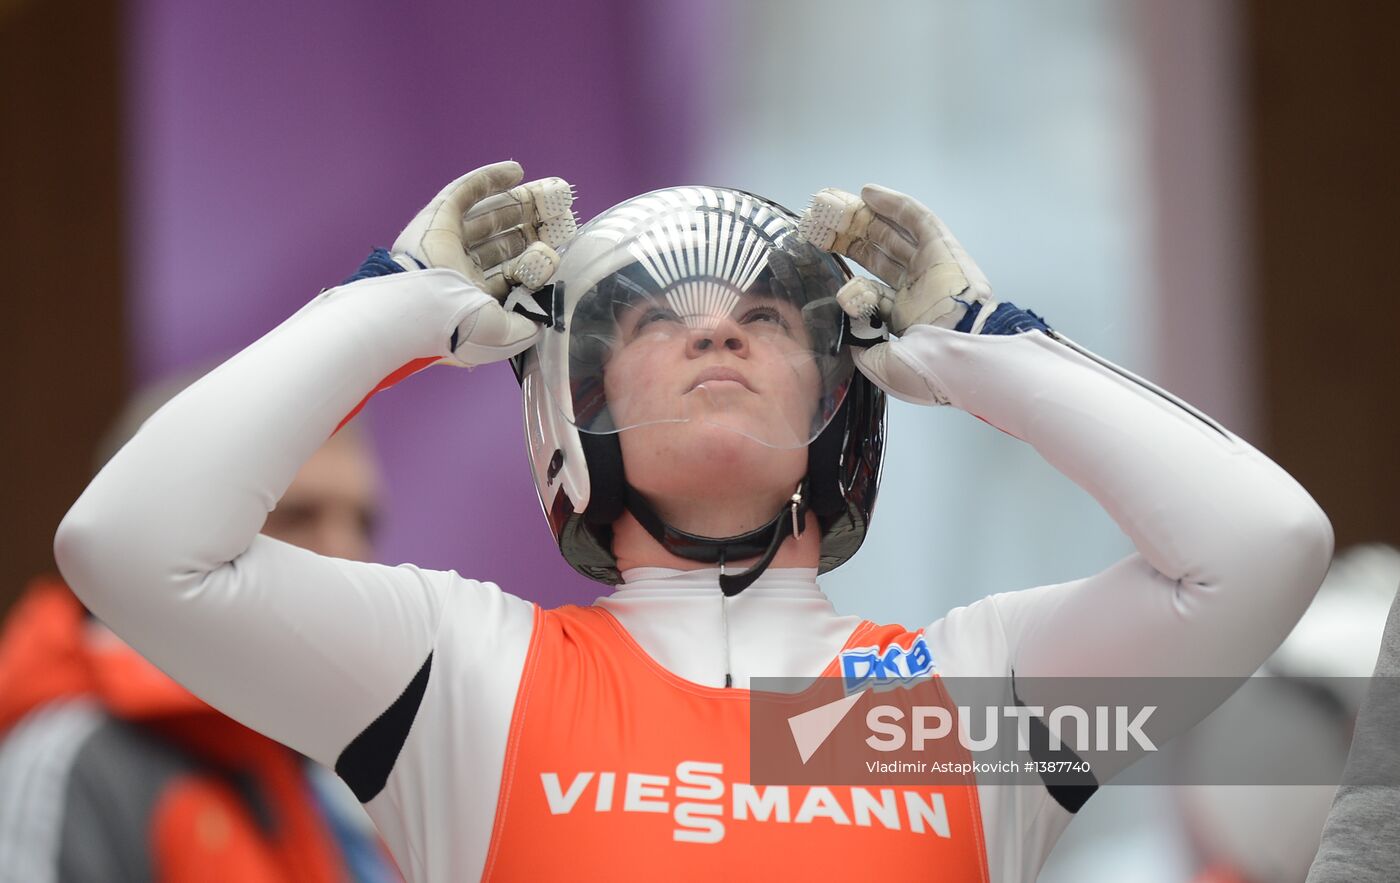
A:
[[688, 366, 754, 393]]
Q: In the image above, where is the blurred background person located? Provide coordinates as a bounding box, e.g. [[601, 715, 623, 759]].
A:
[[0, 374, 399, 882], [1173, 545, 1400, 883], [1307, 546, 1400, 883]]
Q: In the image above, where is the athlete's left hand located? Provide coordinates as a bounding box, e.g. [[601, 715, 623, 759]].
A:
[[798, 184, 999, 405]]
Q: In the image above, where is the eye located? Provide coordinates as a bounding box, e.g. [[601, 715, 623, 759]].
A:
[[358, 507, 380, 542], [739, 305, 789, 329], [633, 305, 682, 332]]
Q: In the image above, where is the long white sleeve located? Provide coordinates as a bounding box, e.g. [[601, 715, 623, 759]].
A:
[[892, 324, 1334, 787], [52, 270, 534, 768], [894, 324, 1332, 675]]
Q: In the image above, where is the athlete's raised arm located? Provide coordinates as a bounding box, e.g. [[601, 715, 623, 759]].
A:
[[800, 185, 1333, 771], [53, 162, 570, 768]]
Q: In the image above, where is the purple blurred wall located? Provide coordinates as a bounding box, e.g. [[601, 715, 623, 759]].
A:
[[126, 0, 711, 606]]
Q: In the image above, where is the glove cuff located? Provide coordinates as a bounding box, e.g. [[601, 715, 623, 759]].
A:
[[954, 300, 1052, 336], [340, 248, 416, 286]]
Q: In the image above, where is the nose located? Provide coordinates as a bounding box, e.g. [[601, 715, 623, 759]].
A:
[[686, 315, 749, 358]]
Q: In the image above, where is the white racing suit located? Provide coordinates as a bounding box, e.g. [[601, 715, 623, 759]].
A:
[[55, 269, 1333, 881]]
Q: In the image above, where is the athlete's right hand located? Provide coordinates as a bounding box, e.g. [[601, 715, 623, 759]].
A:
[[391, 161, 577, 366]]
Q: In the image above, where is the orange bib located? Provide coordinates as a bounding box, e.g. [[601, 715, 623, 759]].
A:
[[483, 606, 989, 882]]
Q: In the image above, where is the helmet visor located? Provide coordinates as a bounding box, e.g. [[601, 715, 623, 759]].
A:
[[539, 188, 854, 450]]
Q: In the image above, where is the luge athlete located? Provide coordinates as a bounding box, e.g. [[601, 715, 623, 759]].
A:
[[55, 162, 1333, 881]]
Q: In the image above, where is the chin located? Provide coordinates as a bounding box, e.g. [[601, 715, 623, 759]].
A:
[[622, 420, 808, 501]]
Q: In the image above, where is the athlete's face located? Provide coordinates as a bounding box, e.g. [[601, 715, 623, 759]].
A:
[[602, 293, 820, 516], [263, 429, 381, 562]]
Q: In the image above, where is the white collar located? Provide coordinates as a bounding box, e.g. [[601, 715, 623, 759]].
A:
[[614, 566, 823, 599]]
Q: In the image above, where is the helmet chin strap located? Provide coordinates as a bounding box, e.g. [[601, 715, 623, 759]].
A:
[[623, 481, 809, 596]]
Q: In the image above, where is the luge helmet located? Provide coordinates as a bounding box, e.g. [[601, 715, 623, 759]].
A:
[[511, 186, 885, 593]]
